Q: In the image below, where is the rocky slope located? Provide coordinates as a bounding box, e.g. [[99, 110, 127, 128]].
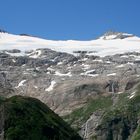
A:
[[0, 31, 140, 139], [0, 95, 82, 140]]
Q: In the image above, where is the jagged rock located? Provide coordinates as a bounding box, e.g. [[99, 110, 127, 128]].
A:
[[0, 53, 10, 59], [5, 49, 21, 53], [79, 111, 103, 139], [101, 31, 134, 40]]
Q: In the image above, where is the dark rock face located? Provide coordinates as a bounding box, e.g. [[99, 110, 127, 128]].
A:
[[94, 101, 138, 140], [105, 80, 119, 93], [0, 29, 7, 33], [101, 31, 134, 40], [0, 104, 4, 140], [125, 80, 139, 90], [19, 34, 32, 36], [0, 53, 9, 59], [37, 48, 78, 64], [0, 49, 77, 67], [5, 49, 21, 53], [95, 117, 137, 140], [0, 73, 14, 97]]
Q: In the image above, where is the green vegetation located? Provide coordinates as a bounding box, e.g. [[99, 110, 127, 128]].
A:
[[131, 127, 140, 140], [2, 96, 82, 140], [64, 96, 113, 126], [2, 85, 140, 140], [64, 84, 140, 140], [0, 96, 5, 104], [93, 88, 140, 140]]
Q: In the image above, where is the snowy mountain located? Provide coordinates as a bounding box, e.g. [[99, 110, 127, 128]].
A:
[[0, 31, 140, 57], [1, 30, 140, 139]]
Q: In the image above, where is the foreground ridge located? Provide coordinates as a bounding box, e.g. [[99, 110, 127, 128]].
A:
[[0, 95, 82, 140]]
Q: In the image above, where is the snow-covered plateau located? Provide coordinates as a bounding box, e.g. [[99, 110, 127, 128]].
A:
[[0, 31, 140, 57]]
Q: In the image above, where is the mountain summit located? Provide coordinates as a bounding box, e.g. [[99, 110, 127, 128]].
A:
[[0, 29, 7, 33], [99, 31, 134, 40]]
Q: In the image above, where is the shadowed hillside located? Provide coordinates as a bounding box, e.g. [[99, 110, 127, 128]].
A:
[[0, 96, 82, 140]]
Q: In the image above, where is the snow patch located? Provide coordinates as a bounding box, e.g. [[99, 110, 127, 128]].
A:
[[81, 69, 99, 77], [5, 51, 25, 56], [45, 81, 56, 92], [28, 50, 42, 58], [55, 71, 72, 77], [34, 86, 38, 89], [81, 58, 88, 61], [57, 62, 63, 65], [93, 59, 103, 63], [107, 73, 116, 76], [106, 61, 112, 64], [47, 67, 55, 72], [82, 64, 90, 70], [12, 59, 16, 63], [116, 64, 125, 68], [120, 55, 128, 58], [128, 91, 136, 99], [127, 62, 134, 65], [85, 69, 95, 75], [117, 92, 123, 94], [15, 80, 26, 88]]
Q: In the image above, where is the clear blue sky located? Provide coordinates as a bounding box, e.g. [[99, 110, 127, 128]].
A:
[[0, 0, 140, 40]]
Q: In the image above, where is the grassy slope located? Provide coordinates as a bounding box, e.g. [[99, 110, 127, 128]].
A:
[[63, 96, 113, 129], [64, 85, 140, 140], [93, 86, 140, 140], [2, 96, 82, 140]]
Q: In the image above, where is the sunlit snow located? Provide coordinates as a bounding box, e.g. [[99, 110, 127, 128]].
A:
[[45, 81, 56, 92], [1, 32, 140, 57], [15, 80, 26, 88]]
